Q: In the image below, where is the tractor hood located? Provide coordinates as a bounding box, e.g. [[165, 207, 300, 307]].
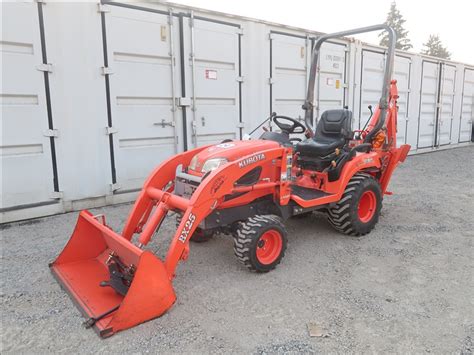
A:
[[188, 140, 279, 175]]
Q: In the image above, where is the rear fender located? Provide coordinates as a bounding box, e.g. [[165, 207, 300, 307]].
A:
[[325, 151, 382, 197]]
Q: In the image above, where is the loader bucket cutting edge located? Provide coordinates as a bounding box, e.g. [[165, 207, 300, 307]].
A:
[[50, 211, 176, 337]]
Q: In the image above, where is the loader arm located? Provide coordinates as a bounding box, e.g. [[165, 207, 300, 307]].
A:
[[122, 145, 211, 240], [133, 146, 287, 276]]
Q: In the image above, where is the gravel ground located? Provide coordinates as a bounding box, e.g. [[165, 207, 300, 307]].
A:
[[1, 146, 473, 354]]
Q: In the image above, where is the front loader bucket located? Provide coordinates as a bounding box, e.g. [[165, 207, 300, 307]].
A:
[[50, 211, 176, 337]]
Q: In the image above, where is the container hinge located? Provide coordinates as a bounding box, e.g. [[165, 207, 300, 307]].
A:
[[236, 122, 245, 128], [101, 66, 114, 75], [37, 63, 53, 73], [105, 126, 118, 135], [35, 0, 46, 4], [268, 78, 275, 85], [342, 83, 349, 88], [268, 33, 275, 40], [236, 27, 244, 35], [50, 191, 63, 199], [43, 129, 59, 138], [177, 97, 191, 107], [236, 76, 244, 83], [110, 183, 121, 192], [97, 4, 111, 13]]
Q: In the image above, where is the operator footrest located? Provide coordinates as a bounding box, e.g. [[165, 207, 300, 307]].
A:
[[291, 185, 331, 201]]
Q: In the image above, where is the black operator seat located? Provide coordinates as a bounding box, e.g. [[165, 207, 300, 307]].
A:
[[296, 109, 353, 158]]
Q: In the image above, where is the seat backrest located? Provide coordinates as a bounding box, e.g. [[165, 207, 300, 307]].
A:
[[315, 109, 352, 140]]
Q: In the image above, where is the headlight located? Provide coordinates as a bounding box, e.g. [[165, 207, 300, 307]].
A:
[[201, 158, 228, 174], [189, 155, 199, 170]]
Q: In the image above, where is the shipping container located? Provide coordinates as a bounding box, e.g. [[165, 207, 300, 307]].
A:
[[1, 1, 472, 222]]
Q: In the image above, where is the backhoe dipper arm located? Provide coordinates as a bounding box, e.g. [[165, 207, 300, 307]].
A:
[[303, 24, 396, 142]]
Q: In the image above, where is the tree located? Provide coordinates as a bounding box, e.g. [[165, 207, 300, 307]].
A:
[[421, 34, 451, 59], [379, 1, 413, 51]]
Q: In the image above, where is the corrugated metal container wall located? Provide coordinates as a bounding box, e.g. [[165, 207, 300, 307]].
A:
[[460, 69, 474, 142], [1, 1, 472, 223], [1, 2, 62, 217]]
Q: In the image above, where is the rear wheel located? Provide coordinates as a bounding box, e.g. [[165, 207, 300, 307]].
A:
[[327, 172, 382, 236], [233, 215, 288, 272]]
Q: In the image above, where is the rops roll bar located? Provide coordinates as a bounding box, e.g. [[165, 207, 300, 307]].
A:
[[303, 24, 396, 143]]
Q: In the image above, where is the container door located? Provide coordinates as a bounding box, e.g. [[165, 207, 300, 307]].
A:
[[417, 61, 439, 149], [437, 64, 456, 146], [459, 69, 474, 142], [103, 7, 179, 192], [270, 33, 310, 124], [0, 2, 58, 210], [358, 51, 385, 131], [187, 18, 241, 147], [359, 51, 411, 147], [316, 42, 347, 120], [393, 56, 411, 147]]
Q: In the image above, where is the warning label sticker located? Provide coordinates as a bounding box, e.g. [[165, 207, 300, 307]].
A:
[[205, 69, 217, 80]]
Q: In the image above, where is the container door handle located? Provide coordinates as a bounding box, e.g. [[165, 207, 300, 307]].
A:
[[154, 119, 175, 128]]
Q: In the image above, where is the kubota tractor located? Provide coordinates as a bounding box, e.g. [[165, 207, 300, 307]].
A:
[[50, 25, 410, 337]]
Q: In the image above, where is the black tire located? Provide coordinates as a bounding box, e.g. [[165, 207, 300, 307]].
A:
[[176, 214, 213, 243], [233, 215, 288, 273], [327, 172, 382, 237]]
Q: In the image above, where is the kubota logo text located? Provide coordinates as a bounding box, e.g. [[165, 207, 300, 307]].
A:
[[178, 213, 196, 243], [238, 153, 265, 168]]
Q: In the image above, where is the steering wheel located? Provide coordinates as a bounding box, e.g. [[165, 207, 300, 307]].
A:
[[272, 115, 306, 134]]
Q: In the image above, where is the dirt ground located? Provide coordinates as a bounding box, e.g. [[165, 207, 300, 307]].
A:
[[1, 146, 473, 354]]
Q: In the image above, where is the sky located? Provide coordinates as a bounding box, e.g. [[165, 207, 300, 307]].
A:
[[165, 0, 474, 64]]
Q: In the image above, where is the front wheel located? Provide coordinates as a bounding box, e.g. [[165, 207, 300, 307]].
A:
[[327, 172, 382, 236], [233, 215, 288, 273]]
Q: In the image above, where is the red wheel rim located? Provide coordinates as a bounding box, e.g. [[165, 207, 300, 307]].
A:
[[256, 230, 283, 265], [358, 190, 377, 223]]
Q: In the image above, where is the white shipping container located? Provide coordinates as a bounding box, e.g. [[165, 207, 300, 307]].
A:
[[1, 1, 472, 223]]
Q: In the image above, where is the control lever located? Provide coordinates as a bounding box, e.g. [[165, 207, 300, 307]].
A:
[[247, 112, 276, 136], [358, 105, 373, 139]]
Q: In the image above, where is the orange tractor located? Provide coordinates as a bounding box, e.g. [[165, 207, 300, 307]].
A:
[[51, 25, 410, 337]]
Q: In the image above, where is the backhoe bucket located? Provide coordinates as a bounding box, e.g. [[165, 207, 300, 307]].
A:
[[50, 211, 176, 337]]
